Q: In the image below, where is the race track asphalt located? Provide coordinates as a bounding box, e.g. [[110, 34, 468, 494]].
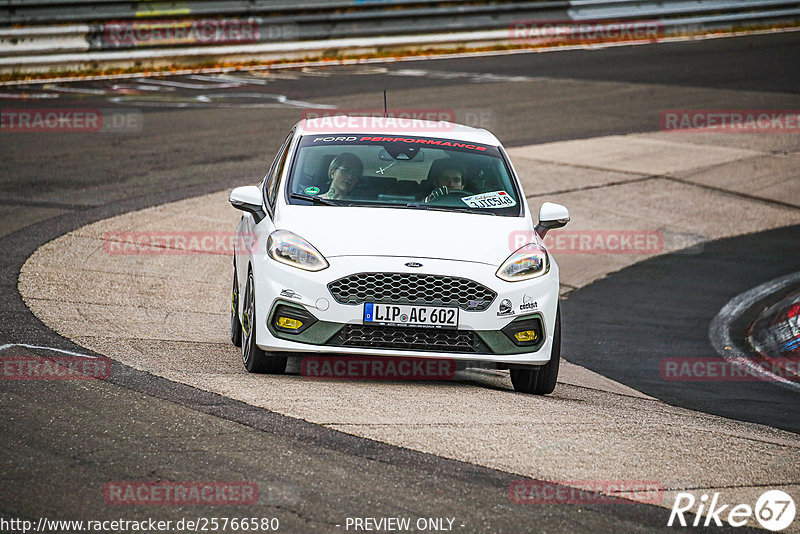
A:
[[1, 30, 798, 532]]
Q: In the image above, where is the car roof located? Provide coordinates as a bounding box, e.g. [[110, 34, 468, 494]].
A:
[[296, 116, 501, 146]]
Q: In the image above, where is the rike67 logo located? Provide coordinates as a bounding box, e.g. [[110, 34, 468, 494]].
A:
[[669, 490, 796, 531]]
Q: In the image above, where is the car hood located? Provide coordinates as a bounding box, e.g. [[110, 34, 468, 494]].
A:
[[276, 205, 537, 266]]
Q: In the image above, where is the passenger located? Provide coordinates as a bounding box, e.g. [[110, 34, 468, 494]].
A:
[[321, 152, 363, 200]]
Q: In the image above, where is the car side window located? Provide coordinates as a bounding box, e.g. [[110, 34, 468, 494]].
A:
[[265, 132, 293, 210]]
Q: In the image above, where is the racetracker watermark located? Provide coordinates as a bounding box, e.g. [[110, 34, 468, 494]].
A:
[[103, 232, 258, 255], [1, 355, 111, 380], [301, 356, 456, 381], [509, 480, 663, 505], [509, 19, 663, 43], [457, 108, 495, 130], [1, 517, 279, 533], [660, 357, 800, 382], [104, 482, 258, 506], [661, 109, 800, 133], [102, 19, 298, 47], [508, 230, 663, 254], [302, 109, 457, 132], [1, 108, 143, 133]]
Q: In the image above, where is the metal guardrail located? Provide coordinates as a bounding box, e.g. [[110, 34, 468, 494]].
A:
[[1, 0, 798, 71], [82, 3, 576, 50], [4, 0, 480, 24], [0, 24, 90, 56], [2, 1, 574, 57], [4, 0, 800, 26], [568, 0, 800, 19]]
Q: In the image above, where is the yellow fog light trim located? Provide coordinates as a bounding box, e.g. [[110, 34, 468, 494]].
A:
[[276, 317, 303, 330], [514, 330, 538, 342]]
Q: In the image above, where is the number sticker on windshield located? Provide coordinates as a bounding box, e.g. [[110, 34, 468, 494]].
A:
[[461, 191, 516, 209]]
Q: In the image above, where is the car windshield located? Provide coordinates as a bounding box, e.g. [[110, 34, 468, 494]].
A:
[[286, 134, 522, 216]]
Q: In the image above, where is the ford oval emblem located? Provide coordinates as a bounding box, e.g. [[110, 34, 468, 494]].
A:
[[405, 262, 423, 268]]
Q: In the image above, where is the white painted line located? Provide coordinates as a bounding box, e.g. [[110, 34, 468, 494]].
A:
[[386, 68, 542, 83], [134, 78, 242, 90], [0, 92, 59, 99], [109, 83, 169, 92], [0, 343, 98, 358], [708, 271, 800, 393], [42, 84, 108, 95], [200, 92, 338, 108], [106, 91, 337, 109], [187, 73, 273, 85]]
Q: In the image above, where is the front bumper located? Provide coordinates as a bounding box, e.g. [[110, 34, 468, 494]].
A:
[[253, 254, 559, 366]]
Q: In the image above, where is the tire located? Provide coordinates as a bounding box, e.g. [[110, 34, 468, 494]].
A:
[[230, 266, 242, 348], [510, 306, 561, 395], [241, 269, 287, 374]]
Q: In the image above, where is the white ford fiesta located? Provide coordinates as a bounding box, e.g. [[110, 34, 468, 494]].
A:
[[229, 116, 569, 394]]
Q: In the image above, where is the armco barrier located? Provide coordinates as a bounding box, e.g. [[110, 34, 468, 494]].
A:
[[0, 25, 90, 56], [3, 0, 798, 27], [2, 0, 475, 25], [1, 0, 799, 73]]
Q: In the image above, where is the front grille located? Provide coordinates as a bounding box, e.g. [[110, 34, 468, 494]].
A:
[[331, 324, 484, 353], [327, 272, 496, 311]]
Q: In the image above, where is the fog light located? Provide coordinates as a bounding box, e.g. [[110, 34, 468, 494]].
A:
[[270, 304, 317, 335], [501, 316, 544, 347], [514, 330, 538, 342], [276, 317, 303, 330]]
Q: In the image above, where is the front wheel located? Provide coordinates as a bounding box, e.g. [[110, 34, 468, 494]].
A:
[[231, 267, 242, 347], [241, 269, 287, 374], [510, 307, 561, 395]]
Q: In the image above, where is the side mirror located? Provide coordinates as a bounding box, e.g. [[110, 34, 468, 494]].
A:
[[535, 202, 570, 239], [229, 186, 266, 224]]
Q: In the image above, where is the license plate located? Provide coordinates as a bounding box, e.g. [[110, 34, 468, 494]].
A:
[[363, 303, 459, 329]]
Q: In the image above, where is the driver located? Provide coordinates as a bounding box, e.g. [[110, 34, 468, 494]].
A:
[[436, 167, 466, 191], [321, 152, 363, 200], [423, 161, 468, 202]]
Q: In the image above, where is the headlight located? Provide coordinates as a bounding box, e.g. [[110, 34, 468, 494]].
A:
[[496, 243, 549, 282], [267, 230, 329, 271]]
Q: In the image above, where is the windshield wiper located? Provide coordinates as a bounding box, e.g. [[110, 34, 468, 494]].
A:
[[405, 203, 497, 216], [290, 192, 338, 205]]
